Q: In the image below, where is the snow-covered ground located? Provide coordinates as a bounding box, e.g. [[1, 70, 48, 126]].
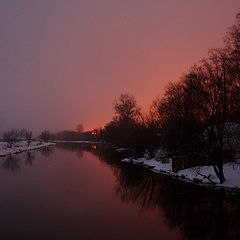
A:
[[0, 141, 55, 157], [116, 148, 128, 152], [121, 157, 240, 190], [179, 163, 240, 189]]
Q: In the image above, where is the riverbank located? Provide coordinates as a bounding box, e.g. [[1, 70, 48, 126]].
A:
[[0, 141, 55, 157], [121, 157, 240, 195]]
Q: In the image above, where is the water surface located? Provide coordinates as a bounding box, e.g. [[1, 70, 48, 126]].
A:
[[0, 143, 239, 240]]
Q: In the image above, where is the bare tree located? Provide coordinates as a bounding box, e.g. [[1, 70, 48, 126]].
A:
[[146, 12, 239, 183], [100, 93, 145, 149], [20, 129, 33, 147], [113, 93, 142, 123], [223, 12, 240, 122], [25, 130, 33, 146], [76, 124, 84, 134], [39, 130, 51, 143], [2, 129, 20, 148], [183, 42, 240, 183]]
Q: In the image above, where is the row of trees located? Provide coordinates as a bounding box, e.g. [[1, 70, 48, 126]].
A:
[[2, 124, 96, 147], [100, 12, 240, 183], [99, 94, 159, 157], [2, 129, 52, 148], [53, 124, 100, 141]]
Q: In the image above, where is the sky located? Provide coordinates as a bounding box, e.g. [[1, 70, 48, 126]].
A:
[[0, 0, 239, 134]]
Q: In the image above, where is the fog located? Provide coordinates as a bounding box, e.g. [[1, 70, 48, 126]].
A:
[[0, 0, 239, 134]]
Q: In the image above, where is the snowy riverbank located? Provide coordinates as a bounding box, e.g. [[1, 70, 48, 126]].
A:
[[121, 157, 240, 191], [0, 141, 55, 157]]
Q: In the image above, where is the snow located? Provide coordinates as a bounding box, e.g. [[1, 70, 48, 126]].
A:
[[178, 166, 219, 183], [0, 141, 55, 157], [220, 163, 240, 188], [116, 148, 127, 152], [120, 123, 240, 190], [178, 163, 240, 188], [121, 156, 240, 190], [121, 157, 172, 172]]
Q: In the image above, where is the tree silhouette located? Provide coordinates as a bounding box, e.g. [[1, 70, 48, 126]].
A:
[[76, 124, 84, 134]]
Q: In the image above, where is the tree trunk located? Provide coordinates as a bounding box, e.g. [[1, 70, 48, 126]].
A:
[[211, 151, 225, 184], [213, 165, 225, 184]]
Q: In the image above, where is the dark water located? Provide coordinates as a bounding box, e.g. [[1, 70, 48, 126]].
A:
[[0, 143, 239, 240]]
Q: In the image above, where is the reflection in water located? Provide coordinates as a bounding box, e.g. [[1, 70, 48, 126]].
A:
[[92, 144, 97, 150], [71, 143, 240, 240], [40, 146, 54, 157], [2, 155, 20, 172], [56, 143, 84, 158], [0, 143, 239, 240], [0, 146, 54, 173], [111, 163, 240, 240], [25, 152, 35, 166]]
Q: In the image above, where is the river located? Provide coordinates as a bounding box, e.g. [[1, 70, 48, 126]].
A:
[[0, 143, 239, 240]]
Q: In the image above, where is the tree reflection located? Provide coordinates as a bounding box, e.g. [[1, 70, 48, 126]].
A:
[[2, 155, 20, 172], [114, 165, 156, 210], [25, 151, 35, 166], [40, 146, 54, 157], [79, 144, 240, 240], [1, 142, 239, 239], [111, 163, 240, 240], [55, 143, 105, 159], [54, 142, 240, 239], [1, 146, 54, 172]]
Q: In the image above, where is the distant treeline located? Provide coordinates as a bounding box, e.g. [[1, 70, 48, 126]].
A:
[[1, 129, 53, 148], [99, 12, 240, 183], [1, 128, 99, 147], [53, 130, 99, 142]]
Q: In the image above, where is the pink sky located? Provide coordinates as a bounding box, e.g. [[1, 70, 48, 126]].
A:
[[0, 0, 239, 134]]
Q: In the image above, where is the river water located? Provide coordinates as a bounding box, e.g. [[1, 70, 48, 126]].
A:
[[0, 143, 239, 240]]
